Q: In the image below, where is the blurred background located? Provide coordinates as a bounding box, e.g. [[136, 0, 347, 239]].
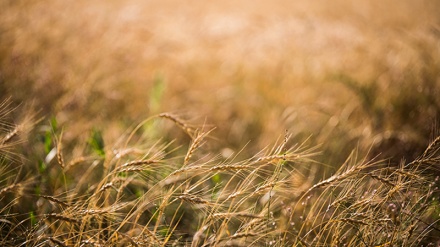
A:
[[1, 0, 440, 167]]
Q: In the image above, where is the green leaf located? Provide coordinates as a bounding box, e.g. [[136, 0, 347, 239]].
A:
[[43, 130, 52, 155], [38, 160, 47, 173], [149, 74, 166, 113], [135, 189, 143, 198], [88, 128, 105, 157], [29, 211, 37, 226], [34, 185, 41, 196], [211, 173, 221, 184], [50, 116, 58, 133]]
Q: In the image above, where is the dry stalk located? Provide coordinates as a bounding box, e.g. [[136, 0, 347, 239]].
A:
[[48, 237, 67, 247], [116, 167, 148, 173], [254, 182, 278, 195], [79, 209, 109, 216], [119, 159, 161, 169], [338, 218, 368, 226], [209, 165, 252, 172], [421, 135, 440, 158], [211, 212, 263, 219], [350, 197, 375, 209], [407, 135, 440, 167], [405, 221, 418, 242], [40, 195, 70, 207], [0, 184, 21, 196], [45, 213, 80, 224], [368, 173, 395, 187], [255, 154, 288, 163], [0, 218, 14, 226], [66, 156, 88, 168], [229, 232, 259, 240], [118, 232, 140, 247], [386, 182, 406, 198], [393, 169, 423, 181], [415, 157, 440, 166], [328, 196, 348, 209], [161, 166, 205, 185], [304, 164, 365, 196], [80, 238, 104, 247], [167, 165, 204, 177], [184, 129, 213, 166], [159, 113, 193, 137], [55, 131, 65, 168], [214, 231, 261, 245], [179, 194, 210, 205], [139, 227, 162, 245], [0, 125, 19, 145], [98, 182, 116, 193], [226, 191, 244, 201], [241, 215, 266, 230], [113, 148, 145, 158]]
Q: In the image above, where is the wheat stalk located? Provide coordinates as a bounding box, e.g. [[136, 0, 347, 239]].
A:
[[159, 113, 193, 137], [40, 195, 70, 207], [45, 213, 80, 224], [0, 126, 19, 145]]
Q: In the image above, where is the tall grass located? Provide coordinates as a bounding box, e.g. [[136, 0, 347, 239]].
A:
[[1, 102, 439, 246]]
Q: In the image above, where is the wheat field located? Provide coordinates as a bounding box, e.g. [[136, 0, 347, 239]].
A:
[[1, 0, 440, 246]]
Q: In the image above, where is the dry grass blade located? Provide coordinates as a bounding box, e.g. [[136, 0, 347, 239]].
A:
[[226, 191, 244, 201], [227, 232, 259, 241], [45, 213, 80, 224], [167, 165, 204, 177], [159, 113, 194, 137], [211, 212, 263, 219], [66, 156, 87, 168], [119, 159, 161, 169], [48, 237, 67, 247], [179, 193, 211, 205], [116, 167, 149, 173], [303, 158, 369, 196], [253, 181, 278, 195], [394, 169, 423, 181], [421, 135, 440, 158], [117, 232, 140, 247], [209, 164, 252, 172], [368, 173, 395, 187], [184, 130, 207, 166], [0, 126, 19, 145], [40, 195, 70, 207], [408, 135, 440, 167], [0, 184, 21, 197], [98, 182, 117, 193], [338, 218, 368, 226], [255, 154, 290, 163], [55, 130, 65, 168]]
